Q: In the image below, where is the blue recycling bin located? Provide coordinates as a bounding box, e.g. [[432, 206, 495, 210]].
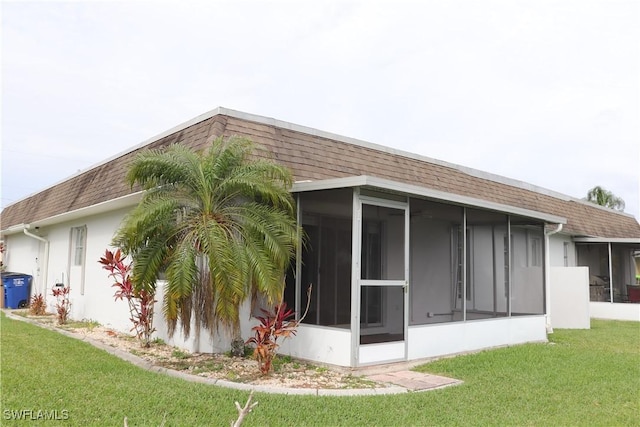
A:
[[1, 272, 32, 309]]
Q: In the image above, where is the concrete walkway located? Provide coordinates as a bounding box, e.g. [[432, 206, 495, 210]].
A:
[[4, 310, 462, 396]]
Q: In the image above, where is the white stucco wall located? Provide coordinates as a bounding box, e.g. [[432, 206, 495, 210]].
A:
[[2, 233, 42, 290], [71, 208, 133, 329], [549, 266, 590, 329], [590, 302, 640, 321], [152, 281, 260, 353], [2, 208, 132, 330], [548, 234, 575, 267], [407, 316, 547, 360], [279, 324, 352, 366]]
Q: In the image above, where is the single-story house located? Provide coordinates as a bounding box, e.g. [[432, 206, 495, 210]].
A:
[[2, 107, 639, 367]]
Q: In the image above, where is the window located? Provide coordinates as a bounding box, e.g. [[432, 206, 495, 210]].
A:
[[530, 236, 542, 267], [69, 225, 88, 295], [72, 226, 86, 266]]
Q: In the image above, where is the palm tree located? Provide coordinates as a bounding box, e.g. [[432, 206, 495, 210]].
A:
[[113, 136, 299, 340], [586, 186, 625, 211]]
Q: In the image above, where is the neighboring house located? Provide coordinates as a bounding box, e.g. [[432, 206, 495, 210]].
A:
[[1, 108, 639, 367]]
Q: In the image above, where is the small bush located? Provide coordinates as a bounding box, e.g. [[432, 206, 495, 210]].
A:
[[246, 302, 297, 374], [230, 337, 246, 357], [246, 285, 312, 375], [52, 286, 71, 325], [29, 293, 47, 316], [98, 248, 156, 348]]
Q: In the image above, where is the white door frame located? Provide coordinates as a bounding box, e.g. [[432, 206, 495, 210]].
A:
[[351, 190, 409, 366]]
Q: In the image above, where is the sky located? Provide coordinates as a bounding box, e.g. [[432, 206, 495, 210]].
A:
[[2, 1, 639, 220]]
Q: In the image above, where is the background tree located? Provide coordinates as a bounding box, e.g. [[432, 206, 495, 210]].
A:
[[113, 136, 300, 341], [585, 185, 625, 211]]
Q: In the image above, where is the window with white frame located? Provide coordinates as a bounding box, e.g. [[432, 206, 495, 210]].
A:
[[72, 226, 86, 266]]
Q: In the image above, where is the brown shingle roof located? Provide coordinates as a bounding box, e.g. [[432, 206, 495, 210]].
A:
[[2, 109, 639, 239]]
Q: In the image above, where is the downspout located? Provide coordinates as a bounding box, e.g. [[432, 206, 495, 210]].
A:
[[544, 223, 563, 333], [23, 225, 50, 304]]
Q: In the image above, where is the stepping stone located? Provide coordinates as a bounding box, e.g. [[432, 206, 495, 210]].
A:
[[367, 370, 462, 392]]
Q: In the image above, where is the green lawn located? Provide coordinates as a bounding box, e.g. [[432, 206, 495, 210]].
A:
[[2, 313, 638, 426]]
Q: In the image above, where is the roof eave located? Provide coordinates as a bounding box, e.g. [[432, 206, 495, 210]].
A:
[[0, 223, 28, 237], [573, 237, 640, 244], [1, 191, 143, 234], [293, 175, 567, 224]]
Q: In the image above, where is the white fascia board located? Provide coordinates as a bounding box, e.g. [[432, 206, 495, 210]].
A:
[[1, 192, 143, 235], [292, 175, 566, 224], [0, 223, 28, 236], [293, 176, 369, 192], [573, 237, 640, 244], [32, 191, 144, 228]]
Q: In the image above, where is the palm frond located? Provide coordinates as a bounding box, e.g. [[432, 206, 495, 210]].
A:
[[164, 235, 198, 334], [116, 136, 300, 339], [126, 145, 198, 189], [131, 238, 171, 291]]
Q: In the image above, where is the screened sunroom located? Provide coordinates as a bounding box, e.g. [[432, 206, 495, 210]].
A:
[[279, 176, 565, 367], [576, 239, 640, 304]]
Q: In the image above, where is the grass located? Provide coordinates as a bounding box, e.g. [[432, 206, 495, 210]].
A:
[[271, 354, 293, 372], [2, 313, 638, 426], [170, 349, 191, 360]]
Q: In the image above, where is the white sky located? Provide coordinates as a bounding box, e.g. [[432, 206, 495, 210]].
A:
[[2, 1, 639, 220]]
